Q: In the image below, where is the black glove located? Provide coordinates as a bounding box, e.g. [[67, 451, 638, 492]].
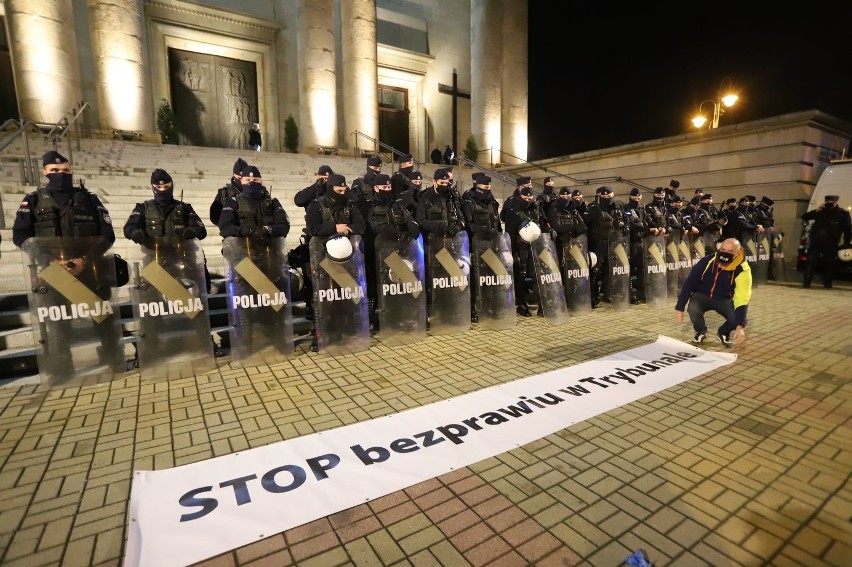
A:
[[130, 229, 147, 245], [181, 227, 198, 240]]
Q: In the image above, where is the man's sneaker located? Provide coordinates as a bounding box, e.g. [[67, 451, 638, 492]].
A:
[[717, 331, 733, 348], [692, 332, 707, 344]]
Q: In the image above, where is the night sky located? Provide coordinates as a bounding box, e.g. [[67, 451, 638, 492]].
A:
[[527, 4, 852, 161]]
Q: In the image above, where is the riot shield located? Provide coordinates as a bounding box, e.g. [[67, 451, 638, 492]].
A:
[[128, 237, 214, 381], [21, 236, 125, 388], [607, 232, 631, 312], [665, 232, 681, 299], [529, 233, 569, 325], [309, 235, 370, 355], [561, 234, 592, 316], [223, 237, 294, 365], [677, 233, 694, 287], [753, 231, 770, 285], [741, 230, 759, 287], [427, 232, 471, 335], [375, 232, 427, 346], [643, 234, 668, 309], [472, 232, 516, 331], [770, 229, 786, 282]]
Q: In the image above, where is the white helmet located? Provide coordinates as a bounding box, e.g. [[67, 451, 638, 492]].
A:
[[388, 259, 415, 284], [325, 235, 353, 263], [589, 251, 597, 268], [457, 257, 471, 278], [838, 245, 852, 262], [518, 221, 541, 243]]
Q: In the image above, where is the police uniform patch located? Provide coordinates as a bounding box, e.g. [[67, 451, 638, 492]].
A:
[[103, 214, 113, 225]]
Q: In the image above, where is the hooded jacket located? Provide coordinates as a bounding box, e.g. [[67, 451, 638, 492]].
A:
[[675, 248, 752, 327]]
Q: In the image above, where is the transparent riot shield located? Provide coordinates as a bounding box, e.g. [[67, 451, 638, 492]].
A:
[[643, 234, 668, 309], [754, 231, 771, 285], [472, 232, 516, 331], [427, 232, 471, 335], [770, 229, 786, 282], [21, 237, 125, 388], [128, 238, 214, 381], [561, 234, 592, 316], [531, 233, 569, 326], [375, 232, 427, 346], [677, 232, 694, 287], [741, 229, 759, 287], [607, 232, 631, 312], [665, 232, 681, 299], [223, 237, 294, 365], [309, 235, 370, 355]]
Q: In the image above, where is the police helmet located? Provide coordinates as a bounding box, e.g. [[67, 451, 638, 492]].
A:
[[457, 257, 471, 278], [838, 245, 852, 263], [589, 252, 598, 268], [518, 220, 541, 243], [325, 235, 354, 263]]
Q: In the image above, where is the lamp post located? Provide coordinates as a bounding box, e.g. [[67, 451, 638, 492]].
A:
[[692, 77, 739, 129]]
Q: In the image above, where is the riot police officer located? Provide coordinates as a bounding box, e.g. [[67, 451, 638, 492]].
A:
[[501, 184, 543, 316], [390, 153, 416, 198], [362, 173, 419, 329], [12, 150, 124, 375], [721, 197, 756, 242], [571, 189, 588, 216], [693, 193, 726, 254], [218, 165, 291, 243], [583, 185, 629, 308], [461, 174, 502, 322], [350, 156, 383, 204], [125, 169, 207, 245], [548, 187, 588, 257], [624, 188, 657, 303], [210, 157, 248, 225]]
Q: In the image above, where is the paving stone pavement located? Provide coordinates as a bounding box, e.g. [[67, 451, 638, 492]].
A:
[[0, 283, 850, 567]]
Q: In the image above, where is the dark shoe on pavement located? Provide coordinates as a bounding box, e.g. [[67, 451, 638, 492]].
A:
[[717, 330, 733, 348], [516, 305, 532, 317], [471, 313, 479, 323], [536, 306, 544, 317], [692, 332, 707, 345]]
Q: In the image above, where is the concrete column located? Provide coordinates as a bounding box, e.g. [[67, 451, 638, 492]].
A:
[[501, 0, 528, 162], [296, 0, 337, 149], [341, 0, 378, 153], [471, 0, 503, 166], [87, 0, 153, 133], [5, 0, 84, 123]]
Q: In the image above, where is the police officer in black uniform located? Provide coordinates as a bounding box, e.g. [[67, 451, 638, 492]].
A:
[[693, 193, 726, 254], [361, 173, 419, 330], [461, 174, 502, 322], [571, 189, 588, 216], [501, 183, 543, 316], [125, 169, 207, 245], [624, 188, 657, 303], [210, 158, 248, 225], [305, 174, 367, 350], [538, 177, 557, 233], [583, 185, 629, 308], [125, 169, 210, 357], [802, 194, 852, 288], [390, 153, 416, 198], [548, 187, 588, 262], [349, 156, 383, 204], [720, 197, 756, 242], [13, 150, 123, 372], [292, 165, 334, 316], [218, 165, 291, 243]]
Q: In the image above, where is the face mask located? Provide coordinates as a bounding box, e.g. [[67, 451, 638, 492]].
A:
[[242, 181, 264, 197], [46, 172, 73, 192], [326, 189, 348, 207], [825, 202, 836, 208], [153, 186, 174, 204], [717, 252, 734, 264], [377, 189, 394, 203], [727, 205, 736, 211], [543, 186, 553, 195], [436, 184, 449, 195], [400, 165, 413, 174], [598, 197, 612, 205]]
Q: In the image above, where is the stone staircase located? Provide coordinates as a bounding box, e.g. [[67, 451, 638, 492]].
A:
[[0, 138, 461, 381]]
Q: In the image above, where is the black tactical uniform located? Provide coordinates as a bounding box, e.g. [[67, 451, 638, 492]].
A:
[[13, 151, 122, 372], [625, 189, 654, 303], [390, 153, 416, 199], [210, 158, 247, 225], [693, 195, 724, 254], [461, 176, 501, 321], [583, 186, 628, 307], [501, 188, 542, 316], [218, 167, 291, 243], [548, 191, 588, 262], [802, 196, 852, 288], [720, 199, 756, 242]]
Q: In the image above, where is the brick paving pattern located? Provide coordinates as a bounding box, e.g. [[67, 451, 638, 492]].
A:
[[0, 283, 850, 566]]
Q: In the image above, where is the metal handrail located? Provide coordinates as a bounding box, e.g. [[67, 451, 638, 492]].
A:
[[499, 149, 652, 193], [0, 118, 40, 186], [351, 130, 432, 177]]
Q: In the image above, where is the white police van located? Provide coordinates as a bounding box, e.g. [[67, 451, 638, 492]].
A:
[[797, 159, 852, 279]]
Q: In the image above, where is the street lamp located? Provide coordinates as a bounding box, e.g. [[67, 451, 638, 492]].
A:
[[692, 77, 739, 129]]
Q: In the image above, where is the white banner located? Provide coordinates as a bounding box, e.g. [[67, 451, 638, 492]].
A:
[[126, 336, 735, 567]]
